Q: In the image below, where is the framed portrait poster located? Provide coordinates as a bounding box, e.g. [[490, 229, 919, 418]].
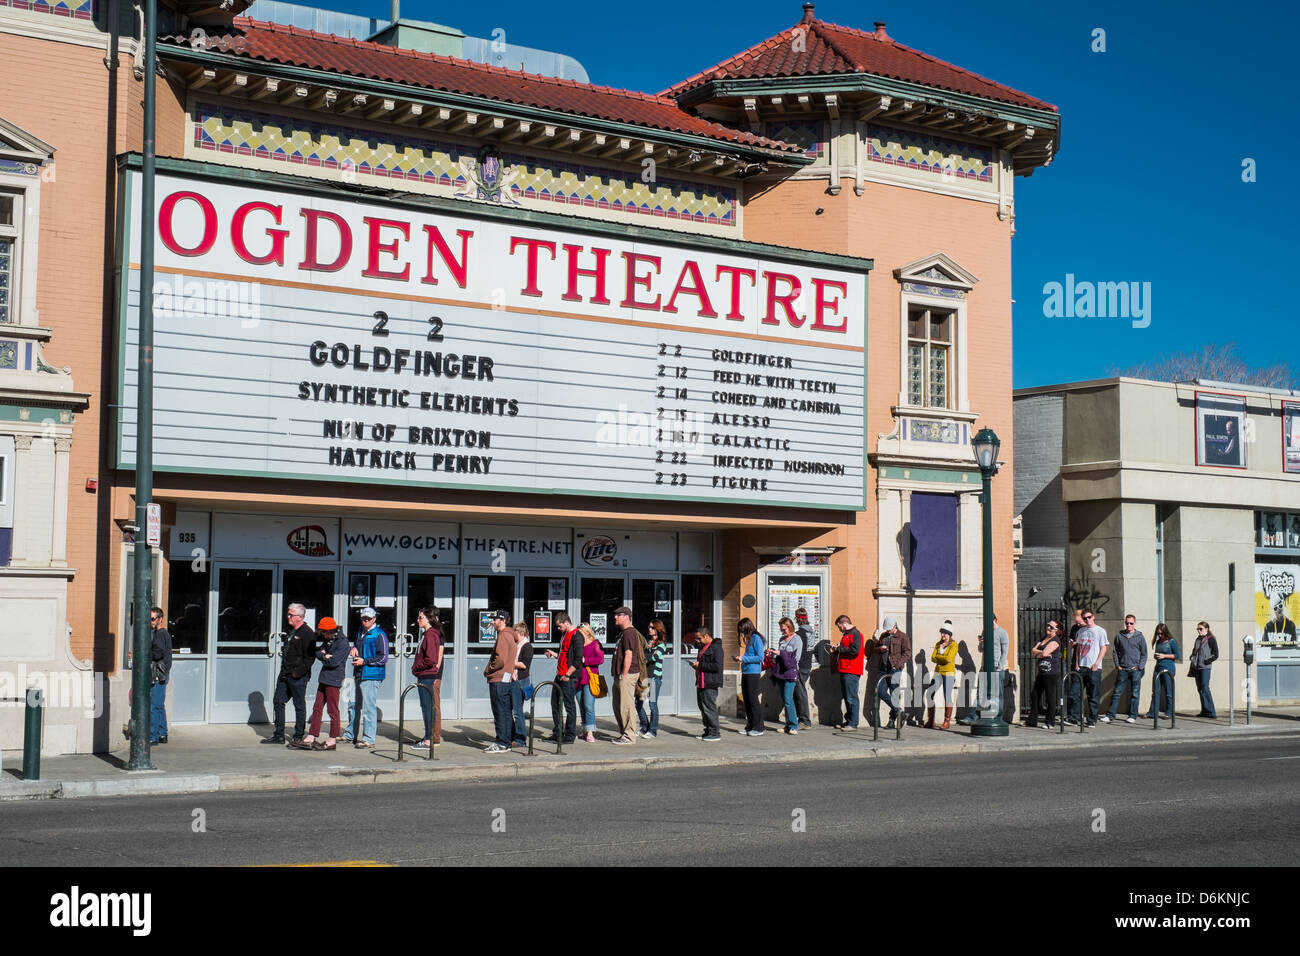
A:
[[1195, 392, 1246, 468], [1284, 401, 1300, 474]]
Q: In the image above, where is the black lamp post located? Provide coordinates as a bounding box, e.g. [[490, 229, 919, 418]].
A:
[[969, 427, 1008, 737]]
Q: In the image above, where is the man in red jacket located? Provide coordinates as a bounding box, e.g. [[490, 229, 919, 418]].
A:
[[834, 614, 866, 730]]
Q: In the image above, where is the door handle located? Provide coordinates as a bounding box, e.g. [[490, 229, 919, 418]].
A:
[[399, 632, 414, 659], [267, 631, 286, 659]]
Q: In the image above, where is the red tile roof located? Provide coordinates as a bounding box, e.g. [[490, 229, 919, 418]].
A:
[[161, 19, 804, 155], [664, 7, 1057, 113]]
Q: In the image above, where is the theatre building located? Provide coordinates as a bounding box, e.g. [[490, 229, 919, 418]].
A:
[[0, 1, 1058, 749]]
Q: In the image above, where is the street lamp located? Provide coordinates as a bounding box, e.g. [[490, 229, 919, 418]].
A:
[[969, 427, 1008, 737]]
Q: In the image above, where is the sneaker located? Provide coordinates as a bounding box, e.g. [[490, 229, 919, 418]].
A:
[[798, 721, 813, 730], [611, 737, 634, 745], [787, 728, 798, 736], [1098, 715, 1112, 723], [484, 743, 508, 754], [643, 732, 657, 739], [1085, 721, 1098, 728], [1125, 717, 1137, 724], [697, 734, 721, 741], [354, 741, 373, 749], [1064, 719, 1079, 727], [748, 730, 766, 737], [411, 740, 430, 750]]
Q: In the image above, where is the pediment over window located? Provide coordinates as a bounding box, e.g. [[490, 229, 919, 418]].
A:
[[893, 253, 978, 297], [0, 116, 56, 167]]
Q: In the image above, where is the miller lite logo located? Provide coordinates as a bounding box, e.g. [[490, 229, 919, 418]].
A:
[[287, 525, 333, 557], [581, 535, 617, 566]]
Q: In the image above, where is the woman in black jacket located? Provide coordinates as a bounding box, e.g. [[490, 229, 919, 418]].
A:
[[1190, 621, 1219, 718], [691, 626, 724, 741], [297, 618, 349, 751]]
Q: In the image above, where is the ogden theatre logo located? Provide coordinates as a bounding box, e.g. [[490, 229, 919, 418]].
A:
[[287, 525, 333, 557], [581, 536, 617, 566], [49, 886, 152, 936]]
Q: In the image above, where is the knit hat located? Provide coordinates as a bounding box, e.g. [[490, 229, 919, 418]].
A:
[[939, 620, 954, 635], [882, 616, 898, 630], [318, 617, 338, 632]]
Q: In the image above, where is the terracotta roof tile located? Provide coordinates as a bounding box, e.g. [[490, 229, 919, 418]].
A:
[[162, 19, 803, 155], [664, 13, 1056, 113]]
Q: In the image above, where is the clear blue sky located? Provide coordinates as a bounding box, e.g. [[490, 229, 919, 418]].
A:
[[329, 0, 1298, 388]]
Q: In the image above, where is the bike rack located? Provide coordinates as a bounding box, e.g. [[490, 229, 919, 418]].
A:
[[1152, 671, 1176, 731], [1060, 672, 1084, 734], [872, 674, 903, 742], [526, 680, 562, 756], [396, 682, 436, 762]]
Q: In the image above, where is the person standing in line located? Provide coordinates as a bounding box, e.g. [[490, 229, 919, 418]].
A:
[[833, 614, 866, 730], [929, 622, 958, 729], [343, 607, 388, 749], [691, 626, 723, 741], [637, 619, 668, 738], [1102, 614, 1146, 724], [774, 617, 802, 735], [148, 607, 172, 745], [298, 617, 347, 751], [874, 616, 911, 730], [577, 624, 604, 743], [734, 617, 766, 736], [482, 611, 518, 754], [1067, 610, 1109, 727], [610, 607, 644, 745], [1025, 620, 1063, 728], [511, 622, 534, 748], [1190, 621, 1220, 718], [792, 608, 816, 729], [965, 614, 1011, 724], [266, 603, 317, 746], [410, 608, 444, 750], [1143, 623, 1180, 719], [544, 611, 581, 745]]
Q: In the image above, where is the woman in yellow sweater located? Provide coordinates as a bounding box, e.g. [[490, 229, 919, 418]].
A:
[[929, 621, 958, 729]]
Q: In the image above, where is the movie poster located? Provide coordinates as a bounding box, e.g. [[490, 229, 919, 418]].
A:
[[1196, 392, 1246, 468], [1284, 401, 1300, 474], [1255, 562, 1299, 648]]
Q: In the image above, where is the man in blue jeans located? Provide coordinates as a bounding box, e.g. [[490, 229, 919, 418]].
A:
[[483, 611, 518, 753], [834, 614, 866, 729], [1102, 614, 1146, 724], [1067, 610, 1109, 727], [344, 607, 388, 749]]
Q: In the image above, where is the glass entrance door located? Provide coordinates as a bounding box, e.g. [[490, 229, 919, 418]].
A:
[[464, 573, 516, 719], [281, 567, 339, 728], [210, 564, 277, 724], [632, 577, 676, 718], [344, 570, 403, 722], [579, 575, 624, 721]]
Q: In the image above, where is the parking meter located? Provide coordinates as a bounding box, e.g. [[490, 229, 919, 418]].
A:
[[1243, 634, 1255, 665]]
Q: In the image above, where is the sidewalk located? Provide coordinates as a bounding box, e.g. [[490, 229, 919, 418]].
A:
[[3, 710, 1298, 801]]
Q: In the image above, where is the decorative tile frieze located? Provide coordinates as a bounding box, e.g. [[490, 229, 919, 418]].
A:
[[0, 158, 41, 177], [192, 103, 738, 228], [903, 281, 964, 299], [867, 124, 993, 184], [0, 0, 94, 19], [764, 120, 824, 160]]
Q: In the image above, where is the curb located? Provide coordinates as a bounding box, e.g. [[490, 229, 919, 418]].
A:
[[3, 723, 1296, 802]]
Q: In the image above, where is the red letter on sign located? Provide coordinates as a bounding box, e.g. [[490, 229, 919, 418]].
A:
[[299, 208, 352, 273], [362, 217, 411, 281], [620, 252, 662, 311], [158, 190, 218, 257], [562, 244, 611, 305], [663, 260, 718, 318], [421, 226, 472, 289], [231, 201, 287, 266], [715, 265, 756, 322], [810, 278, 849, 334], [509, 236, 557, 297], [762, 271, 804, 327]]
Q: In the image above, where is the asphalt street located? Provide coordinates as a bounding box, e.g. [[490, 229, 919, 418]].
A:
[[3, 735, 1297, 867]]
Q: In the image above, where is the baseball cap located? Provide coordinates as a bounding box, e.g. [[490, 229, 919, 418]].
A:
[[360, 606, 377, 620], [318, 617, 338, 632], [491, 610, 510, 622]]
